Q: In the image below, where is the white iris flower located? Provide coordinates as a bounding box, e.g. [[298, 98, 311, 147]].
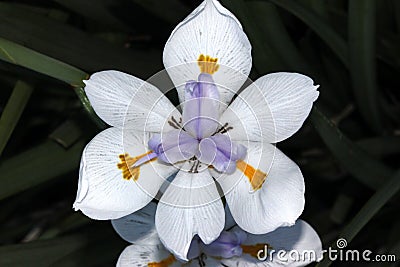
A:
[[113, 203, 323, 266], [73, 0, 319, 261]]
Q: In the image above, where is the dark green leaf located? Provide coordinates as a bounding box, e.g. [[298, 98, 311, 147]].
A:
[[316, 169, 400, 266], [348, 0, 381, 132], [248, 1, 310, 72], [0, 37, 87, 87], [131, 0, 190, 23], [221, 0, 285, 73], [0, 235, 87, 266], [0, 3, 161, 78], [0, 140, 85, 200], [0, 38, 105, 128], [53, 0, 128, 30], [357, 136, 400, 157], [0, 80, 33, 155], [311, 107, 393, 189], [267, 0, 349, 67]]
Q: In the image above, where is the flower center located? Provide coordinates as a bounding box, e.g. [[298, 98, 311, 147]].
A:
[[144, 73, 247, 174], [119, 74, 267, 191]]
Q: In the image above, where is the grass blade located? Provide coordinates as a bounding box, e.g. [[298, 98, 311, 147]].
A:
[[348, 0, 381, 132], [316, 170, 400, 266], [53, 0, 128, 30], [0, 2, 161, 77], [267, 0, 349, 67], [0, 80, 33, 155], [248, 1, 310, 72], [221, 0, 285, 73], [0, 37, 87, 87], [74, 88, 107, 129], [357, 136, 400, 157], [131, 0, 190, 23], [311, 107, 393, 189], [0, 235, 87, 266], [0, 37, 106, 128], [0, 139, 85, 200]]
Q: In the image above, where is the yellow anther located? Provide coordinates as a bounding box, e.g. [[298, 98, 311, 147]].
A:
[[117, 151, 155, 181], [241, 243, 272, 258], [197, 54, 220, 74], [148, 254, 176, 267]]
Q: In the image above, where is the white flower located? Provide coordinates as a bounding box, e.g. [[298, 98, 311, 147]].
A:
[[73, 0, 319, 261], [113, 203, 323, 267]]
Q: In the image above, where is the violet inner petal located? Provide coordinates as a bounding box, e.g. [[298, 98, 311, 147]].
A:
[[182, 73, 220, 139], [148, 130, 198, 164]]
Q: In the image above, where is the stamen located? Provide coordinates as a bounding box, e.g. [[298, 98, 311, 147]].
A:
[[168, 116, 181, 129], [117, 151, 156, 181], [195, 161, 200, 173], [219, 126, 233, 134], [171, 116, 181, 127], [148, 254, 176, 267], [197, 54, 220, 74], [189, 160, 200, 173], [236, 160, 267, 191], [212, 123, 234, 136], [241, 243, 272, 258], [198, 254, 206, 267]]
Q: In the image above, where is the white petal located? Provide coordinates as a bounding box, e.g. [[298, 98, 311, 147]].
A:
[[221, 220, 322, 267], [112, 202, 159, 245], [156, 165, 225, 261], [85, 70, 180, 131], [220, 73, 319, 143], [163, 0, 252, 108], [73, 127, 177, 220], [215, 142, 305, 234], [117, 244, 181, 267]]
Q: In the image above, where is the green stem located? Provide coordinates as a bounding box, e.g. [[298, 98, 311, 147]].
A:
[[74, 87, 107, 129], [0, 80, 33, 156]]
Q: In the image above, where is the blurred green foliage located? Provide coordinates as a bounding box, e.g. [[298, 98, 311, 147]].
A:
[[0, 0, 399, 266]]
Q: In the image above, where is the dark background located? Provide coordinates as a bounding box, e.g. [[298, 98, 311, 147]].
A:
[[0, 0, 399, 266]]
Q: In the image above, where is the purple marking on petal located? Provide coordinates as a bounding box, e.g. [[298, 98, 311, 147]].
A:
[[182, 74, 220, 139], [148, 130, 198, 164], [200, 231, 246, 259]]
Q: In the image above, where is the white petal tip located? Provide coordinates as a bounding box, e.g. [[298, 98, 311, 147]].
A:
[[158, 236, 190, 262], [72, 203, 79, 211], [201, 235, 219, 245], [283, 221, 296, 228]]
